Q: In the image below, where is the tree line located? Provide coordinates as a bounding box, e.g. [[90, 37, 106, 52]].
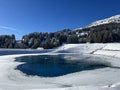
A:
[[1, 23, 120, 49]]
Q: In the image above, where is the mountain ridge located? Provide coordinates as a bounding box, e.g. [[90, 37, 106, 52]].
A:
[[75, 14, 120, 30], [87, 14, 120, 28]]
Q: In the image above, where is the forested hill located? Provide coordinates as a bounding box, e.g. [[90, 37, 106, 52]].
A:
[[1, 23, 120, 49], [1, 15, 120, 49]]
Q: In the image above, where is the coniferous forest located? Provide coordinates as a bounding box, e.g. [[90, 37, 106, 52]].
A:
[[1, 23, 120, 49]]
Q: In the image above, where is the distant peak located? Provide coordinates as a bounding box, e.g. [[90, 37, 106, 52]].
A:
[[87, 14, 120, 28]]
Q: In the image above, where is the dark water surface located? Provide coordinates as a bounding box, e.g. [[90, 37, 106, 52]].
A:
[[0, 49, 52, 56], [15, 54, 111, 77]]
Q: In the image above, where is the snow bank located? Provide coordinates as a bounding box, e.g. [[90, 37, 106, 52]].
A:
[[54, 43, 120, 58], [103, 43, 120, 50], [93, 43, 120, 58], [53, 43, 106, 54], [0, 43, 120, 90]]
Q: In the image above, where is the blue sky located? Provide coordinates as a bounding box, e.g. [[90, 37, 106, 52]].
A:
[[0, 0, 120, 39]]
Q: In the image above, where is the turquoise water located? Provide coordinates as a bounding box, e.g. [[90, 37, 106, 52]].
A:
[[15, 54, 110, 77]]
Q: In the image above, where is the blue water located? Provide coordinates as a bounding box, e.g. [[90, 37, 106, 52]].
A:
[[15, 54, 110, 77], [0, 49, 51, 56]]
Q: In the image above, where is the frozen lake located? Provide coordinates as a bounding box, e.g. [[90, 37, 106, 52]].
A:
[[0, 49, 52, 55], [15, 54, 112, 77], [0, 44, 120, 90]]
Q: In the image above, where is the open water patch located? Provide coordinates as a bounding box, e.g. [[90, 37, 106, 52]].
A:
[[15, 54, 111, 77]]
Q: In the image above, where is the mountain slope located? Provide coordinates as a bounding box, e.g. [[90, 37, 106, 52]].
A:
[[87, 14, 120, 28]]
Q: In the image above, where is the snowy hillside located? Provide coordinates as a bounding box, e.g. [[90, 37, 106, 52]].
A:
[[53, 43, 105, 53], [88, 14, 120, 27], [54, 43, 120, 58]]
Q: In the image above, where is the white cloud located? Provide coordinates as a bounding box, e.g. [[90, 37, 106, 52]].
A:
[[0, 26, 19, 31]]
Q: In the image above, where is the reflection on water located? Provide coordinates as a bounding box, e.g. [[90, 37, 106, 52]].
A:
[[15, 54, 111, 77]]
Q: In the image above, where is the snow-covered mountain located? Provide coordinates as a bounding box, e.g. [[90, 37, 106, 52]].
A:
[[73, 14, 120, 43], [87, 14, 120, 28]]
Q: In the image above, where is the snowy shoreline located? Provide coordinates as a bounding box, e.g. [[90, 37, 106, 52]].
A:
[[54, 43, 120, 58], [0, 43, 120, 90]]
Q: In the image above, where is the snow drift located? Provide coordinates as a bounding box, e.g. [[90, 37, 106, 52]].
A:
[[0, 43, 120, 90]]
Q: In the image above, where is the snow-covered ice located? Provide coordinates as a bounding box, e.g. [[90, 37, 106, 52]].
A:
[[0, 43, 120, 90]]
